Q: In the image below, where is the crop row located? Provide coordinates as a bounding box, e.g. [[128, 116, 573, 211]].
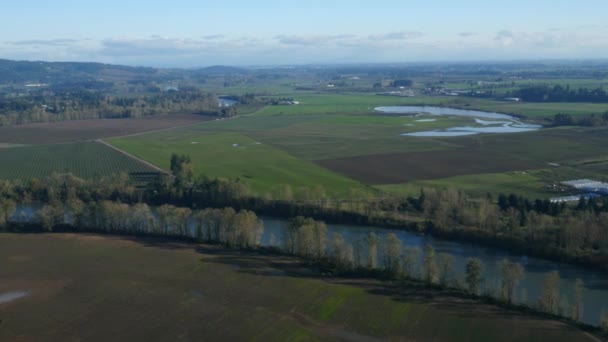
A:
[[0, 142, 158, 181]]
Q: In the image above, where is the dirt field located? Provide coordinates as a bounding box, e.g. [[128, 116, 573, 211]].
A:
[[0, 233, 598, 341], [0, 114, 213, 144], [316, 149, 546, 185]]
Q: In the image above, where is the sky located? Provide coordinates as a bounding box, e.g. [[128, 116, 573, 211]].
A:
[[1, 0, 607, 67]]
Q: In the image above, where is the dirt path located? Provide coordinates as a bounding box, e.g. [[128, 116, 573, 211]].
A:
[[96, 140, 169, 175]]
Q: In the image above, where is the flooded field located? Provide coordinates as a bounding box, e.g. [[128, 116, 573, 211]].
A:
[[375, 106, 542, 137]]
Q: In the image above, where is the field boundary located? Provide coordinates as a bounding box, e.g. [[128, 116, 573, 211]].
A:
[[96, 140, 169, 175]]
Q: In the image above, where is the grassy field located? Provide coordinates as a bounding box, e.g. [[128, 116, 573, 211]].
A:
[[0, 233, 597, 341], [105, 101, 608, 198], [0, 142, 158, 181], [252, 93, 452, 116], [108, 130, 373, 197], [377, 172, 550, 199], [456, 99, 608, 118], [189, 114, 464, 160], [249, 92, 607, 119]]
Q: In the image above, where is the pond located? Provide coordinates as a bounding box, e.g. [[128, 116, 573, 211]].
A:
[[374, 106, 542, 137]]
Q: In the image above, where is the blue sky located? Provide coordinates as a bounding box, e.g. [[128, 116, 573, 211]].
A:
[[1, 0, 607, 67]]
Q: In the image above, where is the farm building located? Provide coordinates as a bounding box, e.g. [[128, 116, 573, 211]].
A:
[[551, 179, 608, 203]]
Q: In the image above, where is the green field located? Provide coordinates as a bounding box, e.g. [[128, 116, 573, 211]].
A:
[[248, 92, 607, 119], [0, 142, 158, 181], [0, 233, 596, 341], [252, 93, 452, 116], [106, 92, 608, 199], [377, 172, 550, 199], [108, 130, 373, 197]]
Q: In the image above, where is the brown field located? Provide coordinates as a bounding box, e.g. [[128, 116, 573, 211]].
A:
[[316, 149, 546, 185], [0, 233, 598, 342], [0, 114, 213, 144]]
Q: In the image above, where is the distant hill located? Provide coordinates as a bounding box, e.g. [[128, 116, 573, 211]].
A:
[[0, 59, 161, 85], [194, 65, 248, 75]]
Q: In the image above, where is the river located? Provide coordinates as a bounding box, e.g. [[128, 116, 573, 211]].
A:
[[260, 217, 608, 325], [10, 206, 608, 324]]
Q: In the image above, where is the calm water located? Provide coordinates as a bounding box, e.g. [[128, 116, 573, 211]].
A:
[[374, 106, 542, 137], [260, 217, 608, 325], [375, 105, 518, 120], [11, 206, 608, 324]]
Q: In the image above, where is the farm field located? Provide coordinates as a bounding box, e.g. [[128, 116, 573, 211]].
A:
[[250, 92, 607, 119], [104, 94, 608, 199], [316, 149, 546, 185], [0, 142, 158, 181], [376, 172, 550, 199], [108, 130, 373, 197], [461, 99, 608, 119], [0, 233, 597, 342], [252, 93, 452, 116], [0, 113, 213, 145], [315, 126, 608, 185]]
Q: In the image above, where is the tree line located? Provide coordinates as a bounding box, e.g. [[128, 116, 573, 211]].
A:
[[1, 200, 597, 328], [3, 152, 608, 271], [550, 112, 608, 127], [0, 90, 234, 126], [508, 85, 608, 103]]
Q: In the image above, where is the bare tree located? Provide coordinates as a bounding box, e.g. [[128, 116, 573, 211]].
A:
[[437, 253, 454, 287], [366, 232, 378, 269], [465, 258, 484, 295], [353, 238, 365, 269], [498, 259, 524, 304], [382, 233, 402, 277], [312, 221, 327, 260], [402, 246, 421, 279], [329, 233, 352, 271], [423, 244, 438, 284], [572, 278, 584, 322], [539, 271, 561, 315], [0, 198, 16, 227]]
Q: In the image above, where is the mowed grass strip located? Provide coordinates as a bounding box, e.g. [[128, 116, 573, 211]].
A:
[[0, 141, 157, 180], [0, 233, 596, 342], [108, 131, 372, 197]]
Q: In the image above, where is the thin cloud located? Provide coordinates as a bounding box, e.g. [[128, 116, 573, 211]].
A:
[[275, 34, 355, 46], [203, 34, 225, 40], [10, 39, 81, 46], [494, 30, 515, 46], [459, 32, 477, 37], [368, 31, 424, 41]]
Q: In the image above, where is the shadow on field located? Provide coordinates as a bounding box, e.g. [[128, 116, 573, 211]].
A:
[[116, 235, 599, 338], [123, 235, 319, 278]]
